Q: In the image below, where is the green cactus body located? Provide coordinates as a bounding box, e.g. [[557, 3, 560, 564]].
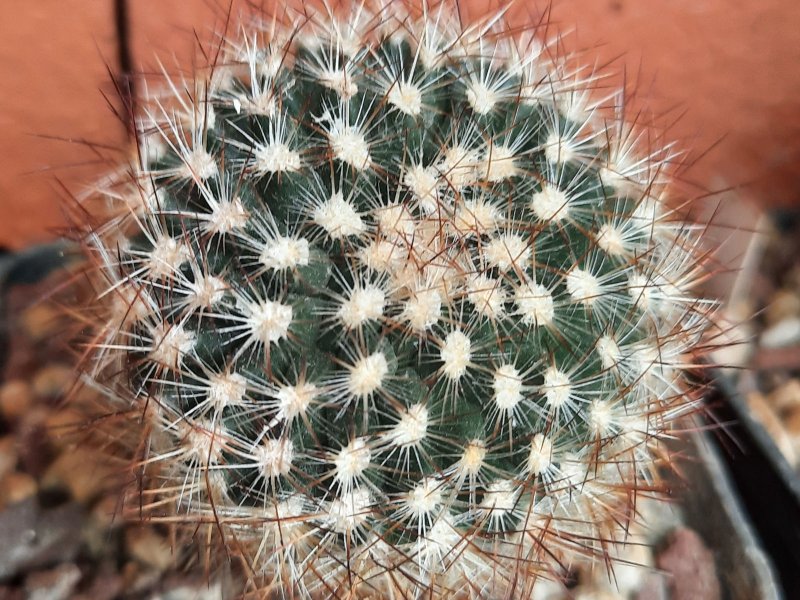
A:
[[83, 1, 713, 597]]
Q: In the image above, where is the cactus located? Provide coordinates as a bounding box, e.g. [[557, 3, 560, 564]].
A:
[[79, 1, 714, 597]]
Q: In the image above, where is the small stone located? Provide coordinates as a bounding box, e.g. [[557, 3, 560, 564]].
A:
[[657, 528, 721, 600], [20, 303, 62, 341], [70, 563, 123, 600], [125, 564, 162, 595], [787, 264, 800, 291], [16, 408, 53, 477], [766, 289, 800, 325], [578, 537, 654, 598], [126, 526, 174, 572], [71, 380, 102, 405], [0, 436, 17, 481], [611, 541, 654, 597], [41, 448, 115, 504], [573, 587, 624, 600], [709, 302, 754, 369], [0, 380, 33, 422], [91, 494, 122, 529], [31, 364, 75, 400], [760, 316, 800, 349], [82, 497, 122, 559], [120, 561, 142, 591], [43, 408, 84, 450], [769, 378, 800, 412], [784, 407, 800, 458], [636, 496, 684, 541], [0, 472, 38, 506], [785, 405, 800, 430], [0, 499, 84, 580], [154, 581, 224, 600], [24, 563, 82, 600], [747, 391, 797, 467], [635, 572, 669, 600], [528, 577, 567, 599], [0, 584, 23, 600]]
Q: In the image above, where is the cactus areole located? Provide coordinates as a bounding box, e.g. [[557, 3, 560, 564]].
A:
[[81, 1, 714, 597]]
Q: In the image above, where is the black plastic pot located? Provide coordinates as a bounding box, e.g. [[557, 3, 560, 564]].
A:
[[700, 373, 800, 598], [677, 431, 780, 598]]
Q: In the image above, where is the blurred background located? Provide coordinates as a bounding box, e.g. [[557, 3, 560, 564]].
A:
[[1, 1, 799, 598]]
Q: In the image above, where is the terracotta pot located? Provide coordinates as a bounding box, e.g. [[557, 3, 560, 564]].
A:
[[2, 0, 799, 249]]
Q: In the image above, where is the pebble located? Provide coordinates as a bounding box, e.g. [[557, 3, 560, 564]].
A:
[[24, 563, 82, 600], [609, 542, 654, 597], [90, 494, 123, 529], [70, 563, 123, 600], [0, 584, 23, 599], [746, 391, 797, 467], [20, 303, 62, 342], [709, 302, 754, 370], [786, 264, 800, 294], [71, 379, 102, 405], [126, 527, 175, 572], [572, 587, 624, 600], [123, 561, 162, 595], [783, 407, 800, 458], [0, 380, 33, 422], [657, 528, 721, 600], [576, 543, 654, 600], [15, 407, 53, 477], [121, 561, 143, 591], [760, 316, 800, 349], [766, 289, 800, 325], [0, 499, 83, 580], [82, 497, 123, 560], [43, 408, 84, 450], [151, 581, 224, 600], [0, 472, 38, 507], [0, 436, 17, 481], [769, 378, 800, 412], [635, 572, 668, 600], [31, 364, 75, 400], [636, 496, 683, 541], [41, 448, 114, 504], [527, 577, 567, 600]]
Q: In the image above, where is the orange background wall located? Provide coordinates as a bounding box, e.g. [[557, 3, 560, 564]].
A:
[[2, 0, 799, 249]]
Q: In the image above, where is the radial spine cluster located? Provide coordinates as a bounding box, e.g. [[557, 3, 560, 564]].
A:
[[83, 1, 714, 597]]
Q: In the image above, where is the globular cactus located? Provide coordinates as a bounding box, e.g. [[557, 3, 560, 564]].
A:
[[78, 1, 714, 597]]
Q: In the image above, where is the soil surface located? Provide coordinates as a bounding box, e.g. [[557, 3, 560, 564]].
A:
[[0, 259, 726, 598]]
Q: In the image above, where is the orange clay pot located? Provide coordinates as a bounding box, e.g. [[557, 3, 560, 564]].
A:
[[1, 0, 798, 249]]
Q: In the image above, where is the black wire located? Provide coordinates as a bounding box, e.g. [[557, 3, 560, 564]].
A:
[[114, 0, 135, 138]]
